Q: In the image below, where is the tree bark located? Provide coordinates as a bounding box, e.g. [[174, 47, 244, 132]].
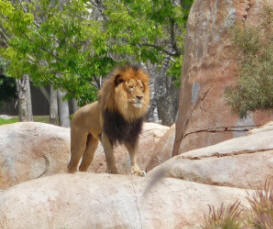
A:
[[16, 75, 33, 121], [57, 89, 70, 127], [154, 56, 179, 126], [156, 78, 179, 126], [71, 98, 79, 113], [49, 86, 59, 125]]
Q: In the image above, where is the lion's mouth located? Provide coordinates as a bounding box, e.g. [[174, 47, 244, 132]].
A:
[[133, 103, 143, 108]]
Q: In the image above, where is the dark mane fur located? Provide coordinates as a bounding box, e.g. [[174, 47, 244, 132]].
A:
[[102, 109, 144, 147]]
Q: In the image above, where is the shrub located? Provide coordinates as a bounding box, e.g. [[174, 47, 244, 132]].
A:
[[225, 3, 273, 118]]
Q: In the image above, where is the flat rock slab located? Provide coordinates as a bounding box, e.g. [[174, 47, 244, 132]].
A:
[[149, 123, 273, 189], [0, 173, 251, 229]]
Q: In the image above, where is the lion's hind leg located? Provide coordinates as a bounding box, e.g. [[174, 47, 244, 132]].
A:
[[68, 128, 88, 173], [79, 134, 99, 172]]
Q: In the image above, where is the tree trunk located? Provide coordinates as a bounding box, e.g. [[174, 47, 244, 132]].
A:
[[57, 89, 70, 127], [154, 56, 179, 126], [71, 98, 79, 114], [156, 77, 179, 125], [146, 75, 160, 123], [16, 75, 33, 121], [49, 86, 59, 125]]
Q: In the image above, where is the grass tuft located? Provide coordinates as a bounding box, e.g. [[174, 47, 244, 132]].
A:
[[202, 201, 242, 229], [202, 177, 273, 229]]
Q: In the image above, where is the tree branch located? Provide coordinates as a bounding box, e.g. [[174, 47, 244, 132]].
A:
[[138, 43, 181, 57], [169, 19, 180, 55]]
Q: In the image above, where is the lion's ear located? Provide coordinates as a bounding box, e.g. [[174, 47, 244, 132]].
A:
[[114, 74, 124, 86]]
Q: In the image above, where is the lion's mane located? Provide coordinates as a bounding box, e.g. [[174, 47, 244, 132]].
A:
[[99, 65, 150, 146]]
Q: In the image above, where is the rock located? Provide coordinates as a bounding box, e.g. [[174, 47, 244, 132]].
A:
[[0, 122, 168, 189], [0, 122, 70, 189], [146, 124, 175, 171], [173, 0, 273, 155], [0, 173, 251, 229], [149, 124, 273, 189], [248, 121, 273, 135]]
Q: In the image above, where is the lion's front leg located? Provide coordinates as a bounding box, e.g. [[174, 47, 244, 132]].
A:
[[101, 133, 118, 174], [125, 143, 146, 177]]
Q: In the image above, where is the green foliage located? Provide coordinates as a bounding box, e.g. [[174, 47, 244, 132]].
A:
[[225, 3, 273, 118], [0, 0, 193, 105]]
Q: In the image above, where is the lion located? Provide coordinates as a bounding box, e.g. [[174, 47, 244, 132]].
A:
[[67, 65, 150, 176]]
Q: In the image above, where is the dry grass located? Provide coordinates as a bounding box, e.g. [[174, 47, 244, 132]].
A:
[[202, 201, 242, 229], [247, 178, 273, 229], [202, 178, 273, 229]]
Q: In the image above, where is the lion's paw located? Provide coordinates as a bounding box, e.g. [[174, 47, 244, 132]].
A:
[[131, 167, 146, 177]]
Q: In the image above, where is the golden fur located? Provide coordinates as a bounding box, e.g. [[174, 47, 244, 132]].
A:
[[68, 65, 150, 175]]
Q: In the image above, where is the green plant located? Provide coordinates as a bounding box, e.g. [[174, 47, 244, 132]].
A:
[[225, 3, 273, 118]]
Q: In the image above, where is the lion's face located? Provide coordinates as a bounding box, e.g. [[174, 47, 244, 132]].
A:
[[124, 79, 145, 109], [100, 66, 150, 122]]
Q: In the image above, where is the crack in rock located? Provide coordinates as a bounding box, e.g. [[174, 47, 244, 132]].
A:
[[178, 149, 273, 160], [183, 125, 258, 139]]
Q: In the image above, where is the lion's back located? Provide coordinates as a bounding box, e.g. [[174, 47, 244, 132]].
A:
[[72, 101, 101, 135]]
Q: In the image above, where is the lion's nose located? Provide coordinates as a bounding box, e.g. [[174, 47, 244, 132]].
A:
[[136, 95, 143, 100]]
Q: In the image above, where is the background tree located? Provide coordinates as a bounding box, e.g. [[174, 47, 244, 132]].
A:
[[0, 0, 194, 125]]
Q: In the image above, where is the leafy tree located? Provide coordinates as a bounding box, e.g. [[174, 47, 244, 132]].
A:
[[0, 0, 193, 110], [225, 3, 273, 118]]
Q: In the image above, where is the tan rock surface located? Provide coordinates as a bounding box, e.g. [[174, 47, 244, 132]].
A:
[[248, 121, 273, 135], [173, 0, 273, 155], [146, 124, 175, 171], [0, 122, 70, 189], [0, 173, 251, 229], [149, 122, 273, 189], [0, 122, 168, 189]]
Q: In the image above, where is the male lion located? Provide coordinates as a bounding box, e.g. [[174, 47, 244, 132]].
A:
[[68, 65, 150, 176]]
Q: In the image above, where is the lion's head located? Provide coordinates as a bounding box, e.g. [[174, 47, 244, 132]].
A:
[[99, 65, 150, 122]]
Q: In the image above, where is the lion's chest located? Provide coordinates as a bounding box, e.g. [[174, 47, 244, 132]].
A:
[[102, 110, 143, 147]]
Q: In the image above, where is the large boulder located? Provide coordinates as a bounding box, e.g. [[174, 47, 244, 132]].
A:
[[149, 122, 273, 189], [0, 122, 70, 189], [0, 173, 251, 229], [0, 122, 168, 189], [173, 0, 273, 155]]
